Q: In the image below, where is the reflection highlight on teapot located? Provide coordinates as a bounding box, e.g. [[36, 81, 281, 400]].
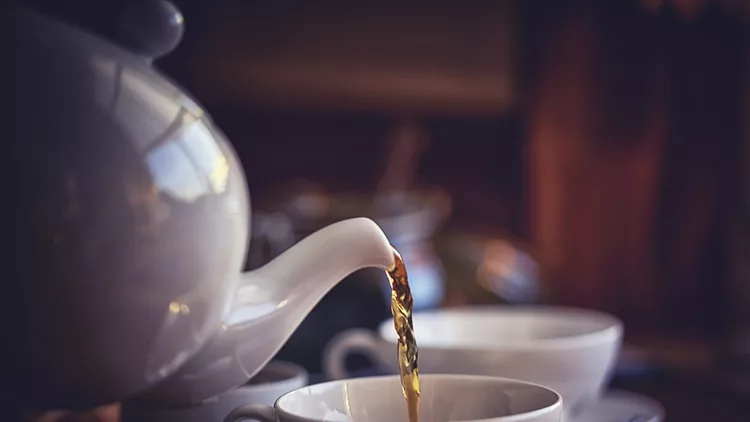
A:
[[145, 116, 231, 203], [93, 56, 233, 204], [168, 301, 190, 315]]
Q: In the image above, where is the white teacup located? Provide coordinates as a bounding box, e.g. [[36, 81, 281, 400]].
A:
[[122, 361, 308, 422], [323, 306, 622, 417], [224, 374, 562, 422]]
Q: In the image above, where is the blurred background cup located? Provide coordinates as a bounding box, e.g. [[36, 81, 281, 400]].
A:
[[223, 374, 563, 422], [121, 361, 307, 422], [434, 232, 541, 306], [323, 306, 622, 418]]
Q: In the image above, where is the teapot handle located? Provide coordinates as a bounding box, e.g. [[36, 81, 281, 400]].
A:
[[224, 404, 276, 422]]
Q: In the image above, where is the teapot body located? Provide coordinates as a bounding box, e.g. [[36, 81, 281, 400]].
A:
[[1, 7, 250, 409]]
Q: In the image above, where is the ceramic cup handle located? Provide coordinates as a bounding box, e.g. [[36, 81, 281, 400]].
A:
[[323, 329, 381, 380], [223, 404, 276, 422]]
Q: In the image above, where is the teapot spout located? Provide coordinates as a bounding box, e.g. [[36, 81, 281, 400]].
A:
[[135, 218, 395, 406]]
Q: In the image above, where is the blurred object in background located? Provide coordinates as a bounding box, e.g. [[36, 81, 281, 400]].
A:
[[158, 0, 525, 239], [718, 41, 750, 397], [435, 233, 540, 307], [248, 182, 451, 373], [639, 0, 750, 21], [25, 404, 119, 422], [183, 0, 516, 116], [523, 0, 745, 343], [372, 119, 430, 210]]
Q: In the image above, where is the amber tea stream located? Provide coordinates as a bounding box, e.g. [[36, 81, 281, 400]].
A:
[[386, 247, 420, 422]]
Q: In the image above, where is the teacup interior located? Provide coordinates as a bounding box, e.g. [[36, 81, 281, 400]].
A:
[[277, 375, 559, 421], [379, 307, 621, 348]]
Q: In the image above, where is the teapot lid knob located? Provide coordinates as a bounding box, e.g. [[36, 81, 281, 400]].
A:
[[116, 0, 184, 60]]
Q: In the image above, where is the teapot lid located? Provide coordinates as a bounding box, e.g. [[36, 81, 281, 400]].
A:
[[23, 0, 184, 61]]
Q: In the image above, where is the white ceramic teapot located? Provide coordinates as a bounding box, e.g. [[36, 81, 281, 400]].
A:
[[1, 1, 395, 412]]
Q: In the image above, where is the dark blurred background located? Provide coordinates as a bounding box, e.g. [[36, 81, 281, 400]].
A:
[[28, 0, 750, 420], [150, 0, 750, 419]]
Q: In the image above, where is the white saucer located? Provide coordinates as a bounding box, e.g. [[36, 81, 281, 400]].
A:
[[568, 390, 665, 422]]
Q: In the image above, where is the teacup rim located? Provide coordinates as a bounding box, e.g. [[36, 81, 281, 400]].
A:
[[377, 306, 623, 351], [274, 373, 563, 422]]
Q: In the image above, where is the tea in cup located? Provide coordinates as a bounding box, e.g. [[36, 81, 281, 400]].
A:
[[224, 374, 562, 422]]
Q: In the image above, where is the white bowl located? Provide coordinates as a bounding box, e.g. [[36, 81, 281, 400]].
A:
[[324, 306, 622, 417]]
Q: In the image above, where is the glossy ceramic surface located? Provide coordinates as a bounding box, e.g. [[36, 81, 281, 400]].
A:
[[4, 5, 247, 409], [324, 307, 622, 418], [224, 374, 563, 422], [3, 4, 396, 411]]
